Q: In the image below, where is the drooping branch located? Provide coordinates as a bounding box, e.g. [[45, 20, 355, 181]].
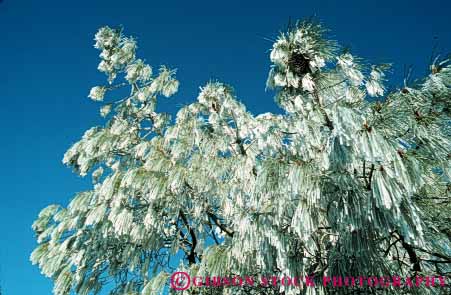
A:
[[207, 211, 234, 237], [398, 234, 422, 272], [313, 90, 334, 130], [179, 210, 198, 265]]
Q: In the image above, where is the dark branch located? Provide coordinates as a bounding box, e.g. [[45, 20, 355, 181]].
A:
[[207, 211, 234, 237], [399, 234, 422, 272], [179, 210, 197, 265]]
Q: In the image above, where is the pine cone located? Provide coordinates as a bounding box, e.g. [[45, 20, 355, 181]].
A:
[[288, 52, 311, 76]]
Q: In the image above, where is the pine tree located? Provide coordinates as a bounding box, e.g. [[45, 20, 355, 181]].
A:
[[31, 21, 451, 295]]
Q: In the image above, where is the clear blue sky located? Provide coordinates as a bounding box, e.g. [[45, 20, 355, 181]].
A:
[[0, 0, 449, 294]]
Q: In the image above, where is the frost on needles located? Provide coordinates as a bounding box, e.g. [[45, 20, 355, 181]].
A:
[[31, 21, 451, 295]]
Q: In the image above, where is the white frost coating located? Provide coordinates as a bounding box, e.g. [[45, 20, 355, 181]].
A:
[[31, 22, 451, 295]]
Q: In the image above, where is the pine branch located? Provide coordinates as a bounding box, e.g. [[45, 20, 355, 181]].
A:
[[207, 211, 234, 237], [398, 234, 422, 272], [313, 89, 334, 130], [179, 210, 198, 265]]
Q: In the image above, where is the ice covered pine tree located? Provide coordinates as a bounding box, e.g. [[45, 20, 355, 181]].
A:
[[31, 21, 451, 295]]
